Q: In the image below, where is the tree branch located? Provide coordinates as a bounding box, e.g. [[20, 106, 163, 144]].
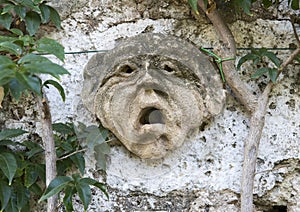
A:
[[37, 94, 57, 212], [58, 148, 87, 160], [241, 82, 272, 212], [197, 0, 257, 113], [241, 26, 300, 212], [195, 1, 300, 212], [291, 15, 300, 46]]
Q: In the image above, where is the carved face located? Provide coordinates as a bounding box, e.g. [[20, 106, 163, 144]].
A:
[[81, 34, 226, 159]]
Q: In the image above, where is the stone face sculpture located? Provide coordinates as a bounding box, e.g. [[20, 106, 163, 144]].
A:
[[81, 33, 226, 159]]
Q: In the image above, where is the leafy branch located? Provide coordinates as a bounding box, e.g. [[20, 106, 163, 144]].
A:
[[190, 1, 300, 212], [0, 122, 110, 212]]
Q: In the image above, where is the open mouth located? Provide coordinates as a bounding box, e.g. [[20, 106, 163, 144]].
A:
[[139, 107, 165, 125]]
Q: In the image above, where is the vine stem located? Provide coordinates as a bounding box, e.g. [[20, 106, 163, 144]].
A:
[[36, 94, 58, 212]]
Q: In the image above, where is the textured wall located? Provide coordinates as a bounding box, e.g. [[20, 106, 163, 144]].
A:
[[8, 0, 299, 211]]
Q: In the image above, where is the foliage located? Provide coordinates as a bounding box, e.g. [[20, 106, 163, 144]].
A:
[[0, 0, 68, 101], [1, 1, 110, 211], [0, 123, 109, 212], [0, 128, 44, 212], [75, 122, 110, 171], [0, 0, 61, 34], [39, 174, 108, 212], [237, 48, 281, 83]]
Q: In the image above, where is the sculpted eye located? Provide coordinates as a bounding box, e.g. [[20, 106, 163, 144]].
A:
[[118, 64, 136, 75], [161, 62, 177, 74], [163, 64, 174, 73]]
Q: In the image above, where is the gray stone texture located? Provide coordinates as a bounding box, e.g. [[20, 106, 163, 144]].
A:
[[81, 33, 226, 159]]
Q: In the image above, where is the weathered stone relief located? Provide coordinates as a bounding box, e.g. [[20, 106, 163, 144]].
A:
[[81, 33, 226, 159]]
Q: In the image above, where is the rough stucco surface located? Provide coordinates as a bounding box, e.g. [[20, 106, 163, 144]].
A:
[[2, 0, 299, 211]]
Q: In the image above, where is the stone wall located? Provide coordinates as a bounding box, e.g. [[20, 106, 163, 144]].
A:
[[3, 0, 300, 211]]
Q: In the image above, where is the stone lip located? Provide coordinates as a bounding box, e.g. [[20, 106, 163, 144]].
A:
[[81, 33, 226, 159]]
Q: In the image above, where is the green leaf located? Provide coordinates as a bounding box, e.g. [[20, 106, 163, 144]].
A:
[[70, 153, 85, 175], [36, 37, 65, 61], [39, 176, 73, 202], [18, 53, 51, 64], [5, 198, 18, 212], [0, 152, 17, 185], [39, 3, 50, 23], [263, 51, 281, 67], [290, 0, 300, 9], [80, 178, 108, 199], [0, 72, 14, 86], [2, 3, 14, 14], [0, 35, 17, 43], [0, 41, 22, 56], [52, 123, 74, 135], [14, 5, 27, 20], [251, 67, 269, 79], [268, 68, 278, 83], [295, 53, 300, 63], [235, 0, 252, 15], [0, 180, 12, 211], [237, 53, 259, 70], [262, 0, 273, 8], [15, 72, 42, 96], [86, 127, 107, 149], [9, 28, 24, 36], [23, 62, 69, 78], [16, 185, 29, 211], [48, 6, 61, 29], [26, 146, 44, 158], [188, 0, 200, 15], [25, 165, 38, 188], [8, 78, 26, 100], [24, 11, 41, 36], [94, 143, 110, 171], [19, 0, 40, 12], [17, 35, 34, 46], [76, 181, 91, 211], [0, 55, 15, 68], [29, 183, 43, 196], [63, 186, 76, 212], [0, 69, 14, 86], [35, 164, 46, 183], [43, 80, 66, 101], [0, 129, 27, 141], [0, 12, 12, 29], [0, 140, 17, 146]]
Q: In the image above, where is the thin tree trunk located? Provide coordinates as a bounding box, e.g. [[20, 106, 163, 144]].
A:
[[241, 83, 272, 211], [37, 94, 57, 212]]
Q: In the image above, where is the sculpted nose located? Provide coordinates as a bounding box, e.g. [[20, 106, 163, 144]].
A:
[[137, 71, 153, 85]]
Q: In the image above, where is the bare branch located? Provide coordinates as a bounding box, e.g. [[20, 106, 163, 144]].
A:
[[197, 0, 257, 113], [277, 47, 300, 78], [37, 94, 58, 212], [291, 15, 300, 45], [58, 148, 87, 160], [240, 15, 300, 211], [240, 82, 272, 212]]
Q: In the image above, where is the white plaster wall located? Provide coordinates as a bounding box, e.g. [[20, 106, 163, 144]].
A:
[[34, 0, 300, 211]]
